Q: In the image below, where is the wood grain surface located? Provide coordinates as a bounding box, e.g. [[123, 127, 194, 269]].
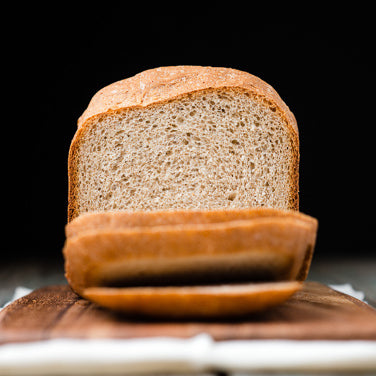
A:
[[1, 282, 376, 344]]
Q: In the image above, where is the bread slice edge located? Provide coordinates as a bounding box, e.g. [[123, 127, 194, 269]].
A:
[[83, 281, 302, 318]]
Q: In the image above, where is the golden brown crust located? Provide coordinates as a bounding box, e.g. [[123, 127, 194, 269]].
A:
[[66, 207, 317, 239], [83, 281, 302, 318], [78, 66, 298, 133], [63, 215, 317, 295], [68, 66, 300, 222]]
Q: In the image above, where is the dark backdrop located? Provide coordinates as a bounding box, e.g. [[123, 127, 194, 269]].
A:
[[4, 6, 375, 263]]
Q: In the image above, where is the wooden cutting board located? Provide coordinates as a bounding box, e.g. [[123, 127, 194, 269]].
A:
[[1, 282, 376, 344]]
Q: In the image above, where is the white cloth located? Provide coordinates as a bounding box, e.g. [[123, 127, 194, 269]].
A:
[[329, 283, 367, 303], [0, 285, 375, 375], [0, 287, 33, 311]]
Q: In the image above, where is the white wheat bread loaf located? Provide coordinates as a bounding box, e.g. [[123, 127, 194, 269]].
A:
[[68, 66, 299, 221], [64, 67, 315, 317]]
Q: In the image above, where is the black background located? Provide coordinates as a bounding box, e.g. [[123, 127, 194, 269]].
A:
[[4, 6, 375, 264]]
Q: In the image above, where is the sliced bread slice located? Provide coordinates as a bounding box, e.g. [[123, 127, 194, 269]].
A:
[[66, 207, 316, 239], [63, 214, 317, 296], [83, 281, 302, 318]]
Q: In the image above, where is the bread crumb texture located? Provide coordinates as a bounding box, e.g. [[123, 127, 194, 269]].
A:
[[69, 67, 299, 219], [68, 66, 299, 221]]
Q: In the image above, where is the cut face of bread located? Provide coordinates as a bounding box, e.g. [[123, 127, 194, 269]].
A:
[[83, 281, 302, 318], [68, 67, 299, 221]]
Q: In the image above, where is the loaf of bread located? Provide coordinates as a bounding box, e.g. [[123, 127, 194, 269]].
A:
[[68, 66, 299, 221], [64, 67, 318, 317]]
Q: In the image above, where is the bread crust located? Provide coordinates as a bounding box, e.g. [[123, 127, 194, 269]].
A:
[[83, 281, 302, 318], [68, 66, 300, 221], [66, 207, 317, 239], [77, 66, 298, 132]]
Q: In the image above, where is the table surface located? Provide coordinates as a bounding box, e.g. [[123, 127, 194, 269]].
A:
[[1, 255, 375, 376]]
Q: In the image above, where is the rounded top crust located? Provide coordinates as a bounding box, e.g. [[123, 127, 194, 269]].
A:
[[77, 66, 298, 135]]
